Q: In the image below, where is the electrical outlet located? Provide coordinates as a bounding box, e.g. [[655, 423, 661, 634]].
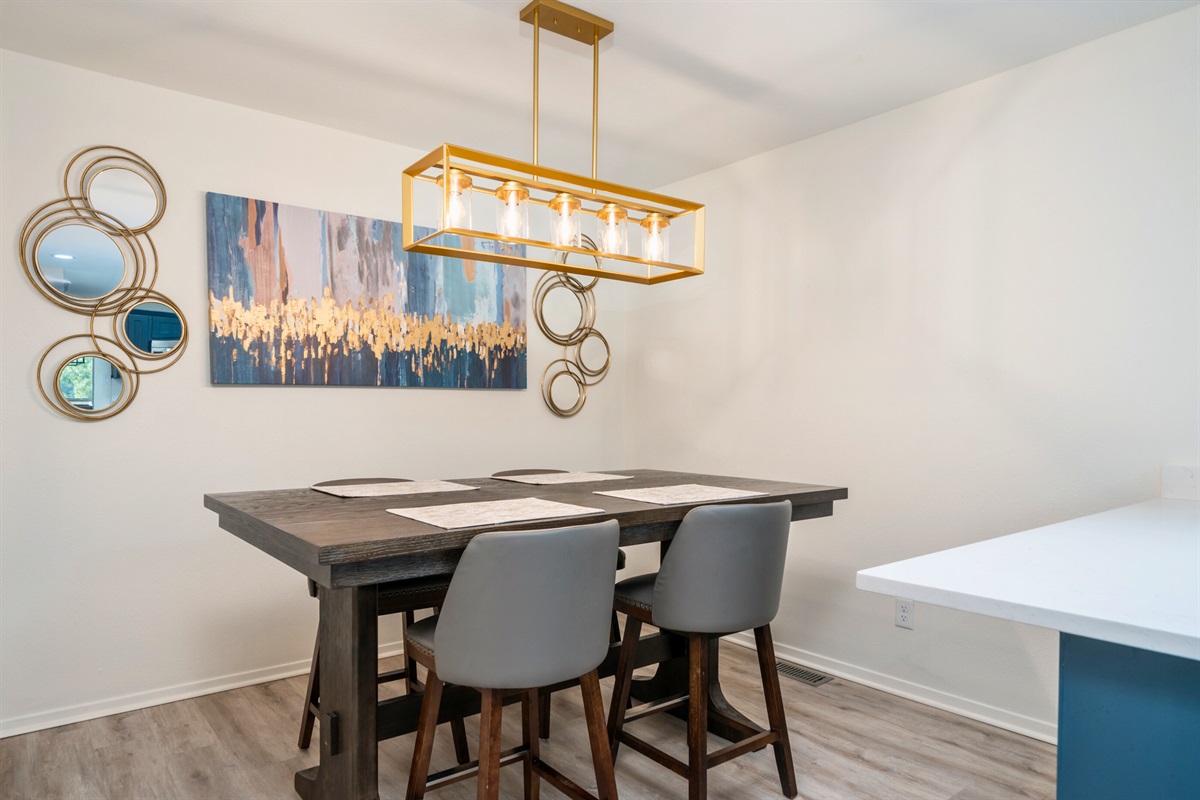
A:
[[895, 598, 914, 630]]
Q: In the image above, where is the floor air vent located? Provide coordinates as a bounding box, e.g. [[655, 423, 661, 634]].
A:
[[776, 663, 833, 687]]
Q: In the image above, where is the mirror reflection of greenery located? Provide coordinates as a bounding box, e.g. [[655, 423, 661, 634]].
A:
[[58, 357, 93, 404]]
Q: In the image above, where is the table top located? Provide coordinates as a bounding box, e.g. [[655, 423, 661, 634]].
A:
[[857, 499, 1200, 660], [206, 468, 847, 588]]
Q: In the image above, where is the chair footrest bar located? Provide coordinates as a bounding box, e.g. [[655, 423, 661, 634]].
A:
[[624, 693, 688, 724], [377, 667, 407, 684], [617, 731, 690, 779], [708, 731, 778, 768], [708, 708, 765, 739], [425, 746, 526, 790], [532, 757, 600, 800]]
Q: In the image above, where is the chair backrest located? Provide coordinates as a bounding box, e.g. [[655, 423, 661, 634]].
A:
[[652, 501, 792, 634], [434, 520, 620, 689]]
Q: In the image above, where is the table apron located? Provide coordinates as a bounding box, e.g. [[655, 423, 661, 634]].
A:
[[321, 501, 835, 589]]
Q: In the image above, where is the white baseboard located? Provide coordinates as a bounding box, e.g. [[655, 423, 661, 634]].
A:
[[0, 641, 407, 739], [723, 632, 1057, 745], [4, 636, 1058, 745]]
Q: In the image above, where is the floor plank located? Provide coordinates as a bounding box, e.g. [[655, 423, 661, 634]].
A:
[[0, 642, 1056, 799]]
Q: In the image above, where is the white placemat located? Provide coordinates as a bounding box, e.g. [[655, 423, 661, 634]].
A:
[[492, 471, 633, 485], [594, 483, 767, 505], [312, 480, 478, 498], [388, 497, 605, 529]]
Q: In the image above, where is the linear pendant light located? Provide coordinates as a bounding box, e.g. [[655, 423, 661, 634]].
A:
[[401, 0, 705, 286]]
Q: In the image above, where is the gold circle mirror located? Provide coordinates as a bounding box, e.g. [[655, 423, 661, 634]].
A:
[[87, 167, 160, 231], [55, 353, 128, 413], [37, 334, 140, 421], [23, 146, 178, 421], [35, 222, 127, 301], [65, 145, 167, 235], [120, 299, 185, 358]]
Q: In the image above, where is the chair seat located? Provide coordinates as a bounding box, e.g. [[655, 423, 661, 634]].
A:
[[613, 572, 657, 613], [405, 614, 439, 660]]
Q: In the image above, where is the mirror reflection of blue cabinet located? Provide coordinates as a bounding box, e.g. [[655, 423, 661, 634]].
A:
[[125, 304, 183, 354]]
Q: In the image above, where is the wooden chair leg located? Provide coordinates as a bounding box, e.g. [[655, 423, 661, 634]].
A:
[[580, 670, 619, 800], [755, 625, 798, 798], [405, 669, 444, 800], [478, 688, 504, 800], [607, 614, 642, 757], [521, 690, 541, 800], [688, 633, 709, 800], [403, 610, 420, 694], [451, 716, 472, 765], [610, 611, 621, 644], [538, 686, 552, 740], [297, 624, 320, 749]]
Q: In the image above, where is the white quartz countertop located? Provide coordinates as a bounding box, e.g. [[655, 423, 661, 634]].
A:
[[856, 499, 1200, 660]]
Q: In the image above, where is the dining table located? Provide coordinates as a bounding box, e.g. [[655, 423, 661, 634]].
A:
[[204, 468, 848, 800]]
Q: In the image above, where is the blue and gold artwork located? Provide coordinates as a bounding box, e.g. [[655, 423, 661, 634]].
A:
[[206, 193, 526, 388]]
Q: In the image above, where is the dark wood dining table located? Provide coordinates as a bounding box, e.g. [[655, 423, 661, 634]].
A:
[[204, 468, 847, 800]]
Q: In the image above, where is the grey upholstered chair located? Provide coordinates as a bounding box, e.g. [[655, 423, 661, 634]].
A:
[[299, 478, 468, 764], [490, 468, 628, 740], [607, 501, 797, 800], [403, 520, 621, 800]]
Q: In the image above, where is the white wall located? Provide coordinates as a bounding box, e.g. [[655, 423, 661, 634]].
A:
[[620, 8, 1199, 740], [0, 50, 630, 735]]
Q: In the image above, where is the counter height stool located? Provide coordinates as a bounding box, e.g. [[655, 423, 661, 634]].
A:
[[491, 468, 628, 741], [607, 501, 797, 800], [403, 520, 621, 800], [299, 478, 469, 764]]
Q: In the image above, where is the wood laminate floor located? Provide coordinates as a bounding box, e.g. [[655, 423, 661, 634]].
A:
[[0, 641, 1056, 799]]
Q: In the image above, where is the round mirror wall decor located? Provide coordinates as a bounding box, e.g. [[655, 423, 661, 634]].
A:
[[37, 335, 139, 421], [65, 146, 167, 234], [96, 290, 189, 374], [21, 199, 155, 314], [534, 236, 611, 418], [20, 146, 184, 421], [36, 222, 128, 300]]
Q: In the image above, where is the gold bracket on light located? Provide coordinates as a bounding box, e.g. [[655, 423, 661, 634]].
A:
[[402, 0, 705, 286]]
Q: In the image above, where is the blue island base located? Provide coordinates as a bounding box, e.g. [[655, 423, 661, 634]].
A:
[[1058, 633, 1200, 800]]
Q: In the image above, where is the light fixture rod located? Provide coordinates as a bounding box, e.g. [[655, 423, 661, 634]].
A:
[[533, 5, 540, 167], [521, 0, 613, 175], [592, 27, 599, 179]]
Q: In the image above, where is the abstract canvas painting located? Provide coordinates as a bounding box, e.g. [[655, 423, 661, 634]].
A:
[[206, 193, 526, 388]]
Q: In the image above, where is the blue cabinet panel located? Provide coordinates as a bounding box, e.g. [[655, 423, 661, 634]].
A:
[[1058, 633, 1200, 800]]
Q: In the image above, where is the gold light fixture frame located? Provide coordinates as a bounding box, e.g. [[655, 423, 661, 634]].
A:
[[402, 0, 705, 286]]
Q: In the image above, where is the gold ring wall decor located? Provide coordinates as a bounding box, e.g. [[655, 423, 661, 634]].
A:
[[19, 146, 185, 421], [535, 235, 610, 417]]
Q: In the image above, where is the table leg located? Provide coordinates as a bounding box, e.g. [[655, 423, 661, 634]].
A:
[[294, 585, 380, 800]]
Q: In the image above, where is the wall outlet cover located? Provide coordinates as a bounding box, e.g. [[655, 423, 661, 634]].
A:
[[1162, 465, 1199, 501]]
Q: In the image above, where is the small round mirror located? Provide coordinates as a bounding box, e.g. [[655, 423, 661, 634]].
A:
[[89, 168, 159, 230], [123, 301, 183, 355], [56, 354, 125, 412], [36, 224, 125, 300]]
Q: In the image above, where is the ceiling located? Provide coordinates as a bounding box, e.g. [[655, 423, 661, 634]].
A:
[[1, 0, 1194, 187]]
